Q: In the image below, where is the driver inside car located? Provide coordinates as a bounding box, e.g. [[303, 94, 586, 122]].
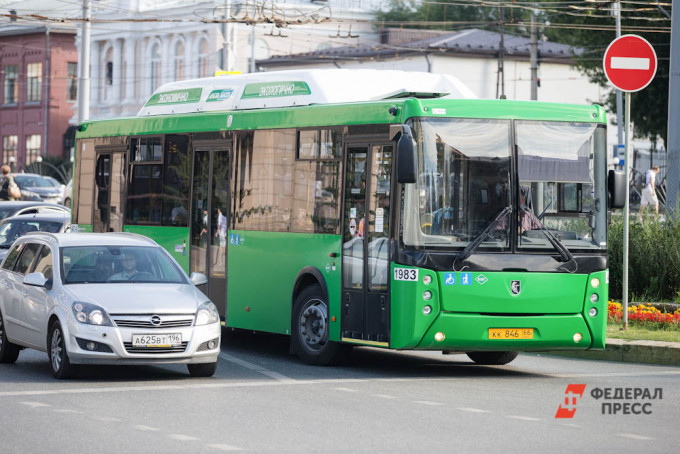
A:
[[109, 252, 139, 281]]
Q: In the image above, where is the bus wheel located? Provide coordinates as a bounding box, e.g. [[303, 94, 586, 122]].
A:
[[292, 285, 349, 366], [466, 351, 518, 365]]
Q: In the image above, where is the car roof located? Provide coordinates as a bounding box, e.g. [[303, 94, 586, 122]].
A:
[[2, 212, 71, 222], [0, 201, 62, 208], [23, 232, 159, 248]]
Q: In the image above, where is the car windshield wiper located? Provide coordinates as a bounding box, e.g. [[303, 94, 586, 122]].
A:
[[520, 206, 577, 271], [453, 206, 511, 270]]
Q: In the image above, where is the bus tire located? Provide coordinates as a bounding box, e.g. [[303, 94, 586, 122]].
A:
[[292, 284, 350, 366], [466, 351, 518, 365], [0, 310, 21, 364]]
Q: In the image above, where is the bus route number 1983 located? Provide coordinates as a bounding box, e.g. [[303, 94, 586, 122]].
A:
[[394, 268, 418, 281]]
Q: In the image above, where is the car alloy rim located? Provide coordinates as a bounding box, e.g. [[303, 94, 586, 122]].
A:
[[299, 298, 327, 349], [51, 328, 63, 372]]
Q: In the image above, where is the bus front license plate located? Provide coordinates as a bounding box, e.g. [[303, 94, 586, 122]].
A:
[[132, 333, 182, 347], [488, 328, 533, 340]]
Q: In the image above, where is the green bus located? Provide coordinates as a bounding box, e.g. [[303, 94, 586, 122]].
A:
[[72, 69, 624, 366]]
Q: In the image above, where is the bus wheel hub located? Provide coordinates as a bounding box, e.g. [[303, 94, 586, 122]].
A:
[[300, 302, 326, 346]]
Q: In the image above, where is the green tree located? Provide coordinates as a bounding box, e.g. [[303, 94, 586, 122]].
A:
[[376, 0, 671, 147]]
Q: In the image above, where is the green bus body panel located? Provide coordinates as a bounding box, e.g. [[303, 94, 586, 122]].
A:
[[437, 271, 588, 314], [390, 264, 608, 351], [122, 225, 190, 271], [77, 99, 605, 139], [226, 230, 342, 337]]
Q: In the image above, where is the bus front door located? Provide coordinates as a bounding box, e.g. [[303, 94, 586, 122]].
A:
[[342, 144, 393, 345], [93, 149, 126, 232], [190, 145, 231, 319]]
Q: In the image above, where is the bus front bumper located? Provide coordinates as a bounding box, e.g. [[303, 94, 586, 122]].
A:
[[414, 312, 599, 352]]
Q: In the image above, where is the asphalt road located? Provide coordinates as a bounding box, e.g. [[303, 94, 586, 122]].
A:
[[0, 329, 678, 454]]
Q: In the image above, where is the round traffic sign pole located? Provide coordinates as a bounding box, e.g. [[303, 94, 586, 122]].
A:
[[603, 34, 657, 330]]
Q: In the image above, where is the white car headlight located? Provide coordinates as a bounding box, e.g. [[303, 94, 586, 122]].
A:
[[195, 301, 219, 326], [72, 302, 113, 326]]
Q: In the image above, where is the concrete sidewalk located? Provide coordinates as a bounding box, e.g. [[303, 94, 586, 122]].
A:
[[548, 338, 680, 366]]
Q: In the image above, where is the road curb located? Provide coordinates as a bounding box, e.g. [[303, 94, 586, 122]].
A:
[[546, 338, 680, 366]]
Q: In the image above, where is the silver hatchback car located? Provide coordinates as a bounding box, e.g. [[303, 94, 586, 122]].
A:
[[0, 232, 221, 378]]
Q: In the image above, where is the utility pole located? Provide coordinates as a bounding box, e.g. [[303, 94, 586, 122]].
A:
[[666, 0, 680, 215], [77, 0, 91, 123], [496, 6, 506, 99], [614, 1, 624, 165], [530, 12, 538, 101]]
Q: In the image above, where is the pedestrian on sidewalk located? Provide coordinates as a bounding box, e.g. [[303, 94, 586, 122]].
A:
[[640, 165, 660, 217]]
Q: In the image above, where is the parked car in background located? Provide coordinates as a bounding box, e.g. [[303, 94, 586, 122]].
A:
[[63, 179, 72, 208], [0, 201, 71, 221], [0, 212, 72, 261], [13, 173, 63, 204], [0, 232, 220, 379]]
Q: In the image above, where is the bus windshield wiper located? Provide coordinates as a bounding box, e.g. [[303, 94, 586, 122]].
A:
[[453, 206, 511, 270], [520, 206, 577, 271]]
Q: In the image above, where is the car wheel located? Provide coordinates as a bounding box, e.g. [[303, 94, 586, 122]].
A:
[[48, 321, 75, 379], [0, 311, 20, 364], [187, 362, 217, 377], [291, 284, 351, 366], [466, 351, 519, 365]]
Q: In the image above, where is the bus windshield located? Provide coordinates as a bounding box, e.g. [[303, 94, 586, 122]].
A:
[[403, 118, 607, 252]]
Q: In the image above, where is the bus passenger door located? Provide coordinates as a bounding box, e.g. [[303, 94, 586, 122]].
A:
[[93, 149, 126, 232], [341, 144, 392, 345], [190, 145, 230, 319]]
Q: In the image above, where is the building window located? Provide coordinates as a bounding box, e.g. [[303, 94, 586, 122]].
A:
[[26, 62, 42, 102], [25, 135, 41, 165], [2, 135, 17, 166], [198, 38, 209, 78], [3, 65, 18, 104], [67, 62, 78, 101], [174, 40, 185, 81], [150, 42, 161, 93]]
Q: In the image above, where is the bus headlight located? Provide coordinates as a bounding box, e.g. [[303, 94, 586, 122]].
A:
[[423, 291, 432, 301], [590, 293, 599, 303], [589, 308, 598, 317], [422, 275, 432, 285], [423, 305, 432, 315], [573, 333, 583, 343], [434, 332, 445, 342], [591, 278, 600, 288]]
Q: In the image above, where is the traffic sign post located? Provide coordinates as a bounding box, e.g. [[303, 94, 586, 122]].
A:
[[603, 35, 658, 330]]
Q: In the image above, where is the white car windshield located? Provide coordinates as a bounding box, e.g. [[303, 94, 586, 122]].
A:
[[61, 246, 186, 284]]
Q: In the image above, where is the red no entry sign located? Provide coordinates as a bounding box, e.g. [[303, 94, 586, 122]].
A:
[[603, 34, 657, 92]]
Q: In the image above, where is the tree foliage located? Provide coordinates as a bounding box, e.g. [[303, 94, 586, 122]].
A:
[[376, 0, 671, 147]]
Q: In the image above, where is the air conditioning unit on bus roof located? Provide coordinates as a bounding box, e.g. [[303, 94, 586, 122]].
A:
[[136, 69, 476, 117]]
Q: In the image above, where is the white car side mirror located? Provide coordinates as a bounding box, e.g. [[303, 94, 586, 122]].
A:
[[190, 272, 208, 286]]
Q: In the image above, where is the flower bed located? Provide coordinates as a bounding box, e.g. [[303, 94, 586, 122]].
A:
[[608, 301, 680, 329]]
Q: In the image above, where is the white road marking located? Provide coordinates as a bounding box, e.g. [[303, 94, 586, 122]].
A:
[[561, 423, 582, 428], [52, 409, 83, 414], [373, 394, 396, 399], [506, 415, 542, 421], [20, 401, 50, 408], [413, 401, 443, 406], [456, 407, 491, 413], [169, 434, 199, 441], [135, 425, 160, 431], [617, 433, 655, 441], [92, 416, 122, 422], [218, 352, 294, 382], [208, 444, 243, 451], [547, 370, 680, 379], [334, 387, 358, 392], [611, 57, 650, 71]]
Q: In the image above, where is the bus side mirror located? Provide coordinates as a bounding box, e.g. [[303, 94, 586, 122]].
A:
[[391, 125, 417, 184], [608, 169, 626, 209]]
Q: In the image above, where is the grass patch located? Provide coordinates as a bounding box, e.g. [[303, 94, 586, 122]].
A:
[[607, 321, 680, 343]]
